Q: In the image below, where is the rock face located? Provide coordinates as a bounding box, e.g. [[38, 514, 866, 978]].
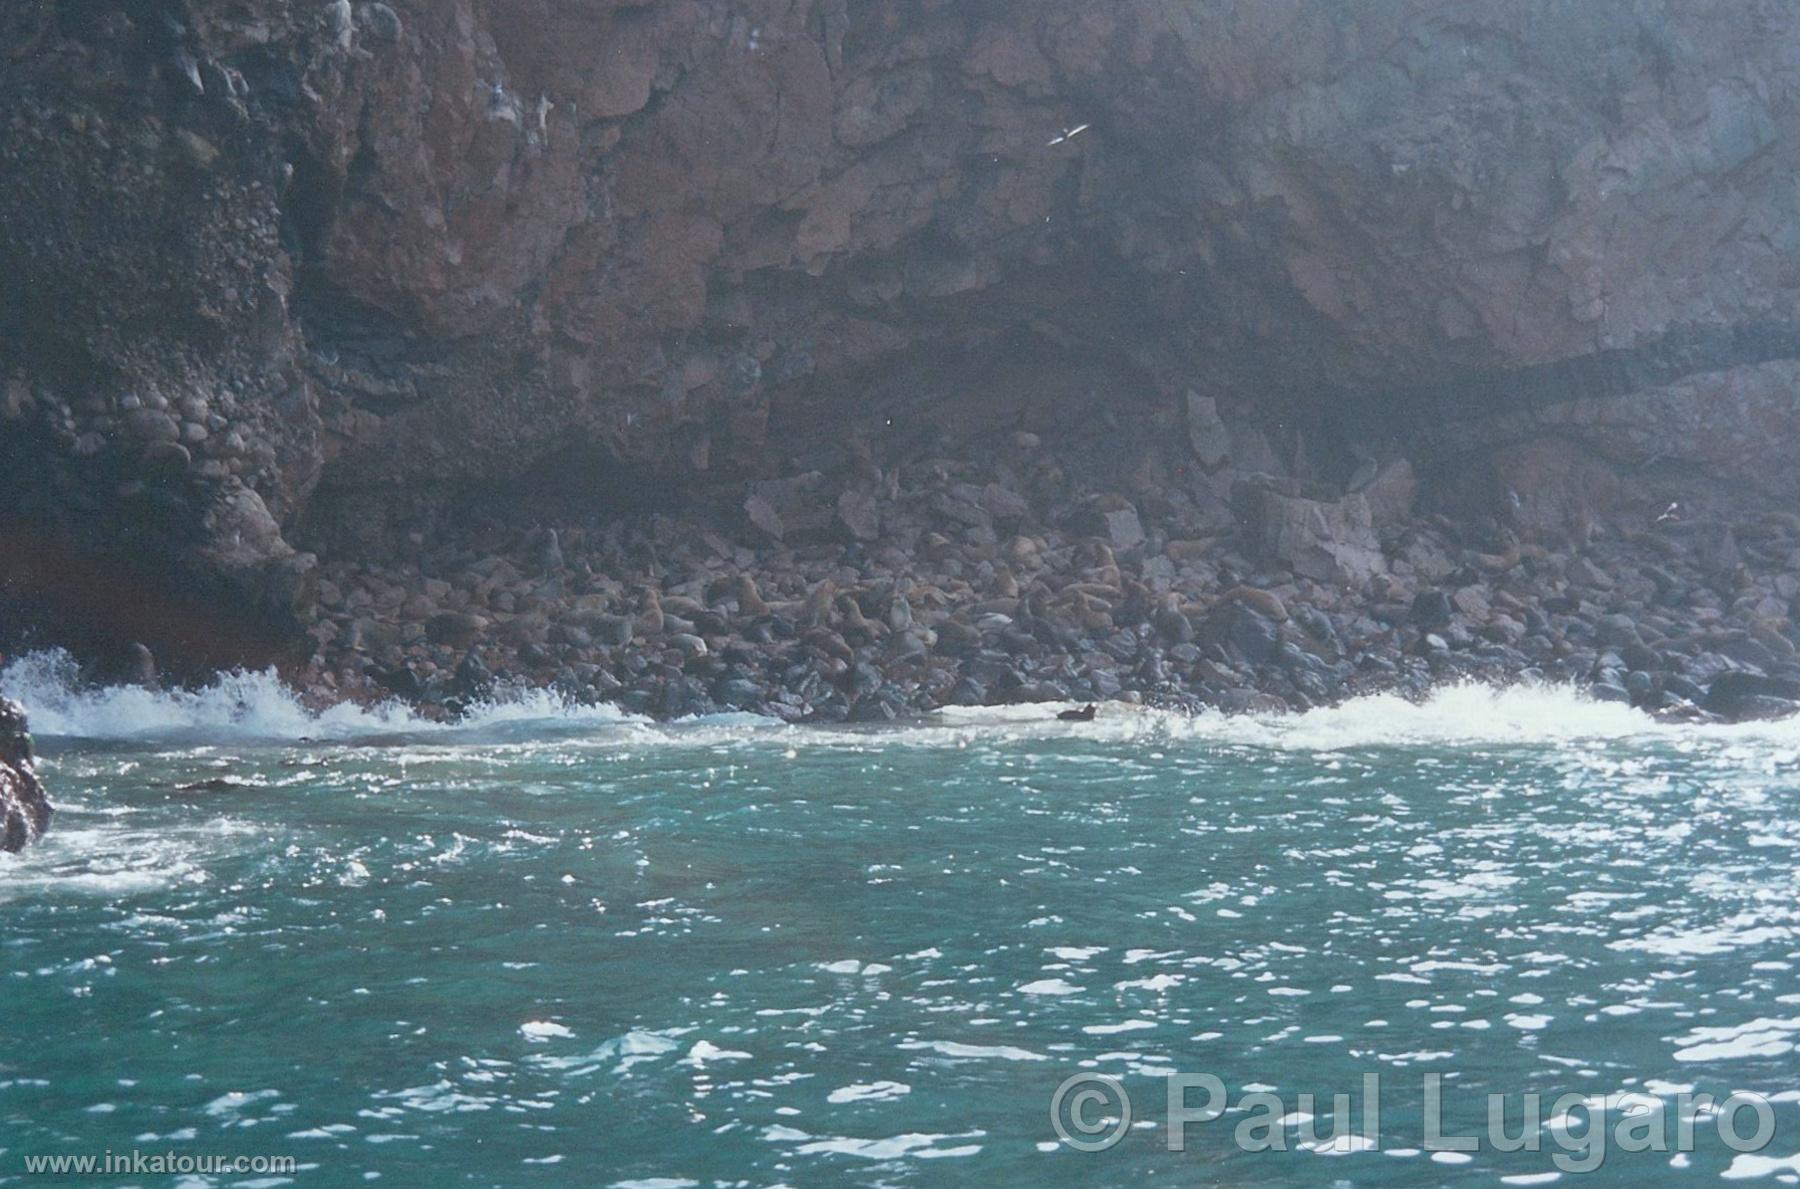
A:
[[1234, 478, 1385, 587], [4, 2, 1800, 667], [0, 699, 50, 853]]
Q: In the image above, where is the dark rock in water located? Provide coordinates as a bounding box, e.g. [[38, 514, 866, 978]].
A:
[[1589, 681, 1631, 705], [949, 677, 988, 706], [453, 650, 494, 699], [1664, 674, 1707, 704], [714, 677, 766, 711], [0, 699, 51, 853], [1410, 591, 1454, 628], [1703, 671, 1800, 720], [91, 641, 159, 687], [848, 693, 900, 723], [1717, 635, 1781, 671], [1720, 694, 1800, 722], [174, 777, 246, 793]]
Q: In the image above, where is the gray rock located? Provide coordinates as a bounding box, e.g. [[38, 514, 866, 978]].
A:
[[1358, 459, 1418, 527], [1596, 614, 1643, 649], [980, 483, 1030, 522], [1234, 478, 1384, 585], [669, 633, 708, 657], [1703, 671, 1800, 719], [0, 699, 51, 853], [126, 408, 180, 442], [746, 473, 830, 541], [1184, 390, 1232, 470], [1693, 523, 1742, 576], [1566, 556, 1614, 589], [1199, 602, 1280, 664], [142, 440, 192, 471], [588, 615, 634, 646], [744, 493, 785, 540], [1076, 499, 1145, 550], [537, 527, 564, 571], [1410, 590, 1453, 628], [836, 489, 881, 541], [361, 1, 403, 41], [715, 677, 765, 710]]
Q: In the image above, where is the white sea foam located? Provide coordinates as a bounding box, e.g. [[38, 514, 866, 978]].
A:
[[10, 647, 1800, 754], [939, 681, 1666, 749], [0, 649, 636, 742]]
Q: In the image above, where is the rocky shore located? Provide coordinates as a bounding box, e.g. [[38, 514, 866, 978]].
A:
[[277, 431, 1800, 728], [0, 698, 50, 852], [7, 2, 1800, 732]]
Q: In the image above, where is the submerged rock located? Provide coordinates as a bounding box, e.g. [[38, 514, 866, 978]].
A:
[[0, 699, 51, 853]]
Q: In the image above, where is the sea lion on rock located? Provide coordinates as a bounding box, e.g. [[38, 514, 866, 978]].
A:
[[835, 594, 887, 644], [1223, 585, 1289, 622], [735, 574, 770, 617], [800, 580, 837, 629], [637, 589, 665, 635]]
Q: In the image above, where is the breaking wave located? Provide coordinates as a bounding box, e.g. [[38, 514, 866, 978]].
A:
[[0, 650, 636, 743], [5, 648, 1796, 752]]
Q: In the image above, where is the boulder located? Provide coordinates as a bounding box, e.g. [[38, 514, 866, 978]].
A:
[[0, 699, 51, 853], [1233, 477, 1385, 586], [745, 473, 831, 541], [1184, 391, 1232, 470], [1074, 497, 1145, 550], [1410, 590, 1454, 627], [1357, 459, 1418, 527], [836, 489, 881, 541], [1198, 601, 1281, 664], [1703, 671, 1800, 721]]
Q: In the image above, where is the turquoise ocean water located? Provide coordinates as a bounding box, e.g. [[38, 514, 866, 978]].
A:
[[3, 653, 1799, 1185]]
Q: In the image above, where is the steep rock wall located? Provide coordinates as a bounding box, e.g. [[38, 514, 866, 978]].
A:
[[3, 0, 1800, 664]]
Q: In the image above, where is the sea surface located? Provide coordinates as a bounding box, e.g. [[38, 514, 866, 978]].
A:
[[3, 651, 1799, 1186]]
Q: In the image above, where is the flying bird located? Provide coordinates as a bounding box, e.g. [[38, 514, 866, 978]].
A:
[[1046, 123, 1091, 147], [1656, 502, 1682, 525]]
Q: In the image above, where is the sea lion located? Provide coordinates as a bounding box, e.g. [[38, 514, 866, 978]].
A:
[[835, 594, 887, 644], [637, 588, 665, 635], [1058, 704, 1097, 722], [735, 574, 770, 617], [800, 580, 837, 628]]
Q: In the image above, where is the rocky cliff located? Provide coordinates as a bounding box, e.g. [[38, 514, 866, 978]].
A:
[[3, 1, 1800, 706]]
